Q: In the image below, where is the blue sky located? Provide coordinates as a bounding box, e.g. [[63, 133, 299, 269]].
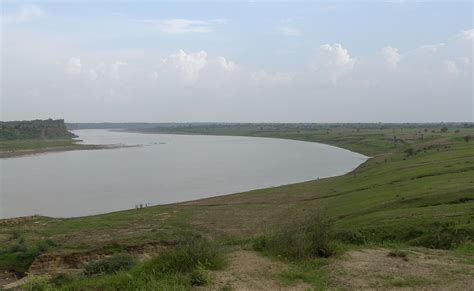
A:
[[1, 1, 473, 122]]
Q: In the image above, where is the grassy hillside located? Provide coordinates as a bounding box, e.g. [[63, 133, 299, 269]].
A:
[[0, 125, 473, 289]]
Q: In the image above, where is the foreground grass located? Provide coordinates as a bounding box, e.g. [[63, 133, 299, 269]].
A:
[[1, 125, 473, 289]]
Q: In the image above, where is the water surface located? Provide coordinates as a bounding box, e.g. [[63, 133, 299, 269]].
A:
[[0, 130, 367, 218]]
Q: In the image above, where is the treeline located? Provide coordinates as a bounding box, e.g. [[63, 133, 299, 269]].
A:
[[0, 119, 76, 140], [67, 122, 474, 131]]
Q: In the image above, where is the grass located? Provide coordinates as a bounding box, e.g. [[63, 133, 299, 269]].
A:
[[23, 237, 226, 290], [1, 125, 473, 288]]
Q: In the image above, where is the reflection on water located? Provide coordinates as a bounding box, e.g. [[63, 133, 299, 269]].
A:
[[0, 130, 367, 218]]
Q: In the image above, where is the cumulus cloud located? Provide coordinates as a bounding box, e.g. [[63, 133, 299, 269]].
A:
[[312, 43, 356, 84], [460, 28, 474, 40], [2, 4, 45, 23], [214, 56, 236, 73], [161, 50, 208, 81], [380, 46, 400, 68]]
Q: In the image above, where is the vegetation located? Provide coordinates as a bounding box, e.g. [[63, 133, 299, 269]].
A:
[[1, 123, 473, 289], [0, 119, 75, 140], [84, 254, 135, 275], [253, 211, 331, 260], [0, 119, 106, 157]]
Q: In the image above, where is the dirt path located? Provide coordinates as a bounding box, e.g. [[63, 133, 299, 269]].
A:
[[330, 248, 474, 290], [205, 249, 311, 290]]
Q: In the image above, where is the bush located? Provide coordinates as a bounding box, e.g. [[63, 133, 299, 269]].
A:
[[404, 148, 415, 156], [84, 253, 135, 275], [140, 238, 225, 276], [252, 236, 269, 251], [414, 226, 472, 249], [50, 273, 74, 286], [190, 262, 210, 286], [22, 275, 53, 291], [333, 229, 365, 245], [254, 211, 332, 260]]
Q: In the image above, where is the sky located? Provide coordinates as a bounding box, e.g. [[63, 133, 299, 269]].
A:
[[1, 1, 473, 123]]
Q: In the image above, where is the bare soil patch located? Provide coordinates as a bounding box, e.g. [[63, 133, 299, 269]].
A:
[[205, 249, 311, 290], [330, 248, 474, 290]]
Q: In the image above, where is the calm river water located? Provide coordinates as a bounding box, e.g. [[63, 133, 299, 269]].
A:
[[0, 130, 367, 218]]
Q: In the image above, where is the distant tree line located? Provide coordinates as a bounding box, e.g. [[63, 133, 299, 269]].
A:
[[67, 122, 474, 131], [0, 119, 75, 140]]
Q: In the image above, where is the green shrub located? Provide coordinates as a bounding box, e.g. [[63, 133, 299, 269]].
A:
[[190, 262, 210, 286], [414, 226, 472, 249], [139, 238, 225, 276], [252, 236, 269, 251], [333, 229, 365, 245], [84, 253, 135, 275], [254, 211, 332, 260], [22, 275, 53, 291], [49, 273, 74, 286], [8, 241, 27, 253]]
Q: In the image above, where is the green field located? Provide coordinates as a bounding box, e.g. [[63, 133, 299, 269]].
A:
[[1, 125, 473, 289]]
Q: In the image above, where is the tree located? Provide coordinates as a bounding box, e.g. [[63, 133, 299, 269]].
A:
[[464, 135, 471, 143]]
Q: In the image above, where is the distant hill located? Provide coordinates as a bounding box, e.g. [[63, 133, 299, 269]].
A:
[[0, 119, 76, 140], [66, 122, 474, 131]]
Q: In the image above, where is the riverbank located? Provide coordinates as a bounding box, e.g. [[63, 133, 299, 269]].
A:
[[0, 139, 123, 159], [1, 125, 473, 289]]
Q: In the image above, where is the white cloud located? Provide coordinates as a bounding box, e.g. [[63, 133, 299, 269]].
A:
[[460, 29, 474, 40], [66, 57, 82, 74], [279, 26, 302, 37], [3, 5, 44, 23], [215, 56, 236, 73], [312, 43, 356, 84], [161, 50, 208, 81], [154, 19, 215, 34], [380, 46, 400, 68]]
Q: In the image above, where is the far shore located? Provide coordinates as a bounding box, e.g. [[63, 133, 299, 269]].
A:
[[0, 143, 133, 159]]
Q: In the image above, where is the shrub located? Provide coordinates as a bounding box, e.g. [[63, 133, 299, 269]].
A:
[[84, 253, 135, 275], [252, 236, 269, 251], [9, 230, 22, 241], [140, 238, 225, 276], [333, 229, 365, 245], [22, 275, 53, 291], [254, 211, 331, 260], [50, 273, 74, 286], [414, 227, 471, 249], [464, 135, 471, 143], [404, 148, 415, 156], [190, 262, 210, 286], [8, 241, 27, 253]]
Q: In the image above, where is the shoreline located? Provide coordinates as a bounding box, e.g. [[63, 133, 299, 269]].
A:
[[0, 143, 133, 159]]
